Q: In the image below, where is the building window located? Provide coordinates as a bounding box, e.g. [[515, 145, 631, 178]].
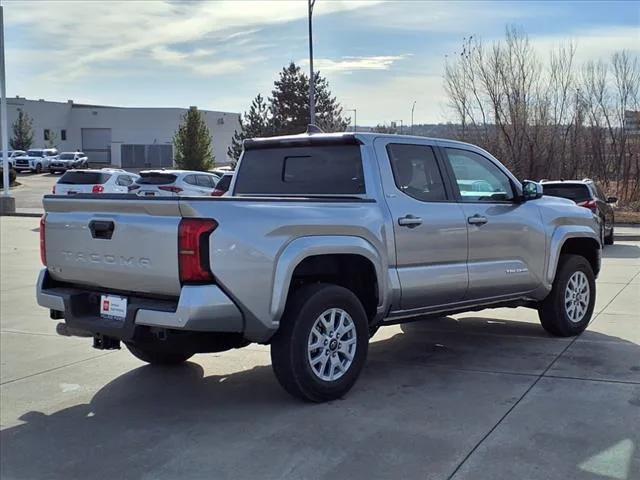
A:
[[217, 118, 224, 125], [61, 129, 67, 141], [44, 129, 51, 141]]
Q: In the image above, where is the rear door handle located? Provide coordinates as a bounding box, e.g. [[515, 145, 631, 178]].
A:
[[398, 215, 423, 228], [467, 215, 488, 226]]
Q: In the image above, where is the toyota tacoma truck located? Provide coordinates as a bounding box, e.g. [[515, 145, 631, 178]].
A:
[[37, 132, 601, 402]]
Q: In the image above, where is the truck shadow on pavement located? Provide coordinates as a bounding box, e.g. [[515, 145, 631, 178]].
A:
[[2, 317, 639, 479]]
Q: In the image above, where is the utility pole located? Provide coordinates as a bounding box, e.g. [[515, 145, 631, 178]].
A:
[[411, 101, 416, 135], [0, 5, 15, 214], [308, 0, 316, 126], [347, 108, 357, 132]]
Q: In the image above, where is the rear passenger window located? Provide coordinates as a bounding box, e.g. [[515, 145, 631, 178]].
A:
[[184, 175, 198, 186], [116, 175, 133, 186], [386, 144, 447, 202], [196, 175, 214, 188]]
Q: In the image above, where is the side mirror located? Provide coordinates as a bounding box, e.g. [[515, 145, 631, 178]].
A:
[[522, 180, 543, 201], [606, 196, 618, 204]]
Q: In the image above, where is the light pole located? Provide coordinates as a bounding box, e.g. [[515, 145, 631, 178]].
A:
[[346, 108, 357, 132], [0, 5, 15, 215], [411, 101, 416, 135], [308, 0, 316, 126]]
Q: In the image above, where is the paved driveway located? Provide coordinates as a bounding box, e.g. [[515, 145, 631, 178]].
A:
[[7, 172, 58, 209], [1, 216, 638, 480]]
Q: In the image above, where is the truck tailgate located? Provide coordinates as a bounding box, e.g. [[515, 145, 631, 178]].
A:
[[43, 196, 182, 296]]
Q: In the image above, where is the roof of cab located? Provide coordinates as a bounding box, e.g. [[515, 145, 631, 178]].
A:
[[243, 130, 480, 150]]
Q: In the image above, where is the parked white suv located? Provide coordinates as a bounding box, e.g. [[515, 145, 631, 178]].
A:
[[49, 152, 89, 173], [53, 169, 139, 195], [129, 170, 221, 197], [1, 150, 26, 168], [14, 148, 59, 173]]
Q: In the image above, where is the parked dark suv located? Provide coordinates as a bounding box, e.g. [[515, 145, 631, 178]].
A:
[[542, 179, 616, 245]]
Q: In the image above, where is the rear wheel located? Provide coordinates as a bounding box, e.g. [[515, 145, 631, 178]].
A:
[[538, 254, 595, 337], [605, 225, 614, 245], [271, 284, 369, 402], [125, 342, 193, 365]]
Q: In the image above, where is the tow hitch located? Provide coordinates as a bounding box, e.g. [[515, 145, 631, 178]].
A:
[[93, 333, 121, 350]]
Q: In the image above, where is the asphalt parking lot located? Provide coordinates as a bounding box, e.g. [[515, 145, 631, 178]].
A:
[[1, 216, 639, 480], [8, 172, 58, 210]]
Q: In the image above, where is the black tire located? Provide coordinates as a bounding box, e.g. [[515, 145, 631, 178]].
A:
[[271, 284, 369, 402], [35, 163, 42, 174], [605, 225, 614, 245], [538, 254, 596, 337], [125, 342, 193, 365]]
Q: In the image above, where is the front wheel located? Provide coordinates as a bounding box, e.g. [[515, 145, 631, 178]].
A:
[[35, 163, 42, 174], [271, 284, 369, 402], [538, 254, 596, 337], [125, 342, 193, 365]]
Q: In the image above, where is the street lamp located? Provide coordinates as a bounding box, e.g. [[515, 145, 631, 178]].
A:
[[0, 5, 15, 215], [308, 0, 316, 126], [411, 101, 416, 135], [346, 108, 357, 132]]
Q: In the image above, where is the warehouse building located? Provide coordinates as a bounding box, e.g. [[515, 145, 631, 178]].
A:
[[4, 97, 240, 167]]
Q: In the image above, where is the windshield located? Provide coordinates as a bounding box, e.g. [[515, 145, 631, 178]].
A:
[[59, 153, 75, 160], [59, 171, 111, 185], [543, 184, 591, 203], [27, 150, 44, 157]]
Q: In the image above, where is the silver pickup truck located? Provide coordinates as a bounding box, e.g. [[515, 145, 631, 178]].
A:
[[37, 132, 601, 402]]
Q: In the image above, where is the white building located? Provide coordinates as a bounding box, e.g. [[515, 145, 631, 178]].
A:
[[3, 97, 240, 167]]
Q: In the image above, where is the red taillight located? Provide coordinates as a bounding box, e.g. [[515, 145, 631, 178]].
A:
[[159, 185, 183, 194], [40, 215, 47, 266], [578, 199, 598, 213], [92, 185, 104, 193], [211, 189, 224, 197], [178, 219, 217, 284]]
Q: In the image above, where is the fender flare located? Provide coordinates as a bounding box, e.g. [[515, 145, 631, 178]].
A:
[[546, 226, 600, 286], [269, 235, 388, 323]]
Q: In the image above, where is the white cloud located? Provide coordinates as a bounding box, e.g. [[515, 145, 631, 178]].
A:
[[299, 55, 410, 73], [4, 0, 379, 80], [529, 26, 640, 64]]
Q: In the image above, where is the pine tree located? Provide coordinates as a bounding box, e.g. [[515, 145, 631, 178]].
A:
[[10, 110, 34, 150], [173, 107, 214, 171], [227, 94, 269, 162], [314, 73, 349, 132], [269, 62, 310, 135]]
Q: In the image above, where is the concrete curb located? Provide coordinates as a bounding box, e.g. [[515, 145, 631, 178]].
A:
[[616, 235, 640, 241], [3, 211, 43, 218]]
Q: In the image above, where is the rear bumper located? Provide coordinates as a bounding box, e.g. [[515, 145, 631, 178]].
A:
[[36, 269, 244, 340]]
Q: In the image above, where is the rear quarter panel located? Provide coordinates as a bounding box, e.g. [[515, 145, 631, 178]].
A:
[[180, 198, 391, 341]]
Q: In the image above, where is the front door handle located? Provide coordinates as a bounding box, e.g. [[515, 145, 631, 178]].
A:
[[398, 215, 423, 228], [467, 214, 488, 226]]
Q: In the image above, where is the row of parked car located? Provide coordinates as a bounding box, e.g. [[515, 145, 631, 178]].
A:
[[1, 148, 89, 173], [52, 168, 234, 197]]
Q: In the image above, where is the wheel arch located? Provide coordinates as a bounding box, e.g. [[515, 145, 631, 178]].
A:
[[271, 236, 388, 327], [547, 227, 601, 285]]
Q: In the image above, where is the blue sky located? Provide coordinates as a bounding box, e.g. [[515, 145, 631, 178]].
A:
[[4, 0, 639, 124]]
